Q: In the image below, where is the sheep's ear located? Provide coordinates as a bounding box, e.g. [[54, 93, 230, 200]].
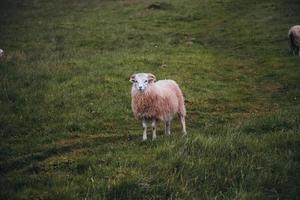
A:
[[129, 74, 136, 83], [148, 73, 156, 83]]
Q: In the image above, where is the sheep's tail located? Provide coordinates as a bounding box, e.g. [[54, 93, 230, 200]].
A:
[[170, 81, 186, 117], [179, 96, 186, 117], [177, 87, 186, 117]]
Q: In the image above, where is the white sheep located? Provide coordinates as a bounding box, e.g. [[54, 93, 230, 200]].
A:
[[130, 73, 186, 141], [288, 25, 300, 56]]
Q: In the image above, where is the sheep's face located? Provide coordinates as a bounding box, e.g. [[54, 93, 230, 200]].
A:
[[130, 73, 156, 92]]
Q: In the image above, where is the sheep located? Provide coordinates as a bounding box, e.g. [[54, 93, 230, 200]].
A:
[[130, 73, 186, 141], [288, 25, 300, 56], [0, 49, 3, 58]]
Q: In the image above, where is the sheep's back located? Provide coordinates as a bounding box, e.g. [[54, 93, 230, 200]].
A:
[[156, 80, 186, 116]]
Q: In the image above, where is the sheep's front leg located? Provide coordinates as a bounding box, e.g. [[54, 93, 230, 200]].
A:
[[152, 119, 157, 140], [165, 120, 171, 135], [142, 119, 147, 141]]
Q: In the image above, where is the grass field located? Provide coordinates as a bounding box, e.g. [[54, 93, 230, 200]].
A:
[[0, 0, 300, 199]]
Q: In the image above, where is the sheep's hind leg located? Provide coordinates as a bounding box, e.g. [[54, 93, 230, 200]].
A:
[[179, 115, 187, 136], [152, 119, 157, 140], [165, 120, 171, 135], [142, 119, 147, 141]]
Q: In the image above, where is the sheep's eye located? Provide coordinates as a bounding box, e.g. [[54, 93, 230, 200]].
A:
[[144, 80, 148, 83]]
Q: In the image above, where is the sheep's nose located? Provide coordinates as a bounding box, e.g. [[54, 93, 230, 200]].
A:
[[139, 86, 143, 90]]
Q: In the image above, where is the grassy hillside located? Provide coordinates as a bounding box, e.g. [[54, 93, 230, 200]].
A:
[[0, 0, 299, 199]]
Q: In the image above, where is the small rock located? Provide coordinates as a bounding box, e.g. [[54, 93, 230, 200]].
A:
[[159, 64, 167, 68], [146, 2, 172, 10]]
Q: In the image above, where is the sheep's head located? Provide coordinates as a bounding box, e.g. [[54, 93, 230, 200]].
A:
[[130, 73, 156, 92]]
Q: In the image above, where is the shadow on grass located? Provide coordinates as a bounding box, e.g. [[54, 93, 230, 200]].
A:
[[0, 133, 141, 174], [105, 178, 171, 200]]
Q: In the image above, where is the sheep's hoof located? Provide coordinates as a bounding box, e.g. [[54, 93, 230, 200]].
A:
[[182, 132, 187, 137], [142, 137, 147, 141], [152, 136, 157, 141]]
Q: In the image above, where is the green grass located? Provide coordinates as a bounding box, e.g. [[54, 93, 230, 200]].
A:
[[0, 0, 300, 199]]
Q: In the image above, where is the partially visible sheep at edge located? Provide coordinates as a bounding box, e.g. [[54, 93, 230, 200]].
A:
[[130, 73, 186, 141], [288, 25, 300, 56]]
